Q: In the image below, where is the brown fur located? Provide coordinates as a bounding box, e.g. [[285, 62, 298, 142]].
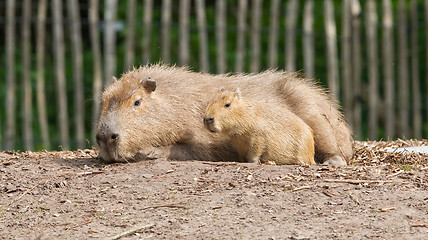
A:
[[96, 64, 352, 165], [204, 88, 315, 165]]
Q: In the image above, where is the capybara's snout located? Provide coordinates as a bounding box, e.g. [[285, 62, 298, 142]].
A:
[[203, 117, 217, 133], [96, 119, 120, 147], [203, 117, 214, 124], [95, 119, 122, 162], [95, 131, 119, 146]]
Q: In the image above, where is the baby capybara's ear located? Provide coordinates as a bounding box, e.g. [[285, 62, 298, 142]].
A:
[[141, 77, 157, 93], [234, 88, 241, 100]]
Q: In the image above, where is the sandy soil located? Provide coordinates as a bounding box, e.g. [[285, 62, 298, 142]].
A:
[[1, 141, 427, 239]]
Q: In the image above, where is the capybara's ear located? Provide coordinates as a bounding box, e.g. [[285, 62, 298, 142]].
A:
[[234, 88, 241, 100], [218, 87, 225, 92], [112, 76, 118, 82], [141, 77, 157, 93]]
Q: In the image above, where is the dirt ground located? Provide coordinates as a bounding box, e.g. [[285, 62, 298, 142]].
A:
[[1, 140, 427, 239]]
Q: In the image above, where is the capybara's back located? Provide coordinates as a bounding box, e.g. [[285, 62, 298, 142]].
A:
[[96, 64, 352, 165], [204, 88, 315, 165]]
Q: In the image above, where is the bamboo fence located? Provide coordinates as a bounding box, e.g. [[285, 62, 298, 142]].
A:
[[1, 0, 427, 151]]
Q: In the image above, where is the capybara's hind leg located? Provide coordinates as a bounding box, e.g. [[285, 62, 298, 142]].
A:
[[302, 112, 352, 166], [322, 154, 347, 166]]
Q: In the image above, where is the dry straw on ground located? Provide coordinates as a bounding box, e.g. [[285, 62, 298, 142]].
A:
[[351, 139, 428, 167]]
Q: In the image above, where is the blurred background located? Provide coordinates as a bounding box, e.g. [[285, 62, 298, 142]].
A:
[[0, 0, 427, 152]]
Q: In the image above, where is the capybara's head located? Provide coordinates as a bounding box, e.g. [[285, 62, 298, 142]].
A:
[[204, 88, 243, 133], [96, 75, 157, 163]]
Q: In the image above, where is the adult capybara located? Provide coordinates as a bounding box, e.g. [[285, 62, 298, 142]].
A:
[[204, 88, 315, 165], [96, 64, 352, 166]]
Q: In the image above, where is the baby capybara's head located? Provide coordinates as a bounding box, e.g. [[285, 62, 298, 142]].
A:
[[96, 75, 157, 163], [204, 88, 243, 133]]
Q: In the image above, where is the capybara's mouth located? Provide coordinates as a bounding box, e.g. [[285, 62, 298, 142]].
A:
[[204, 122, 218, 133], [98, 147, 127, 163], [99, 144, 153, 163], [99, 149, 159, 163], [206, 125, 218, 133], [98, 152, 117, 163]]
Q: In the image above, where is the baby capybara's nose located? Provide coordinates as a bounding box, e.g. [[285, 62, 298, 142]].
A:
[[96, 132, 119, 145], [203, 117, 214, 124]]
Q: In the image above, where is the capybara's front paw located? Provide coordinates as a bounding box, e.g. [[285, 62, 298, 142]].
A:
[[323, 155, 347, 167], [135, 148, 167, 161], [247, 156, 261, 164], [264, 161, 276, 165]]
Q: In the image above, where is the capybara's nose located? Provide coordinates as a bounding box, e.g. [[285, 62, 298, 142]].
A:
[[96, 132, 119, 145], [111, 133, 119, 140], [204, 117, 214, 124]]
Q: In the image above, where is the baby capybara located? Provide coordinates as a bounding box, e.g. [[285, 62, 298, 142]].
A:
[[204, 88, 315, 165], [96, 64, 352, 166]]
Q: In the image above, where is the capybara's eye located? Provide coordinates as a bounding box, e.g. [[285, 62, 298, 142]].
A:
[[224, 102, 231, 108], [134, 99, 142, 107]]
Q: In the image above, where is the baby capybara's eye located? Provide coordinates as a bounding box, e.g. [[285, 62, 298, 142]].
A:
[[224, 102, 231, 108], [134, 99, 142, 107]]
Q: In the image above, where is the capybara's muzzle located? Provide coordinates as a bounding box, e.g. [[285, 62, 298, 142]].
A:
[[203, 117, 217, 132], [96, 119, 121, 162], [96, 127, 119, 146], [203, 117, 214, 124]]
